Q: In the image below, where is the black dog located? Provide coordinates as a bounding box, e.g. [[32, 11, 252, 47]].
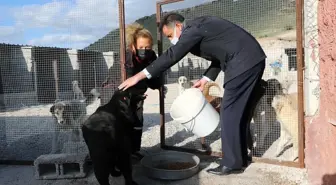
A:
[[82, 88, 143, 185], [252, 78, 283, 155]]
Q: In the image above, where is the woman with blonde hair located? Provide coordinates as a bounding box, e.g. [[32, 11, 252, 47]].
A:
[[124, 23, 164, 160]]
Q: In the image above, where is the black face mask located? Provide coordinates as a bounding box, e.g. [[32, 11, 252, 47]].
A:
[[136, 49, 154, 61]]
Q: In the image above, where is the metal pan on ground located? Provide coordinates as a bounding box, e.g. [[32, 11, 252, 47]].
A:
[[140, 151, 200, 180]]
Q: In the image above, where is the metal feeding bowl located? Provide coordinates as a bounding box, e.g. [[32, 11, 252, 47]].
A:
[[140, 151, 200, 180]]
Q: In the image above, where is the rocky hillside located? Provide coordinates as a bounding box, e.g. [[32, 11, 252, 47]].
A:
[[85, 0, 295, 53]]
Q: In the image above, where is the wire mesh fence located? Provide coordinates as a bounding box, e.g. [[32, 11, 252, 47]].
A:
[[0, 0, 305, 167], [0, 0, 122, 162], [157, 0, 301, 164], [304, 0, 319, 116]]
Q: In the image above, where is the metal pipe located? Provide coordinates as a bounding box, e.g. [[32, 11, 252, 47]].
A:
[[52, 59, 59, 100], [158, 0, 184, 5], [156, 2, 165, 148], [94, 61, 97, 88], [118, 0, 126, 82], [296, 0, 305, 169], [156, 0, 184, 149], [33, 57, 38, 94]]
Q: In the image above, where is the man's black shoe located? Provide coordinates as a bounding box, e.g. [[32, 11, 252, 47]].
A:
[[131, 151, 144, 160], [206, 165, 243, 175]]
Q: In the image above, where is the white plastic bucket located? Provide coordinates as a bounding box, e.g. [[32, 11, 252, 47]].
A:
[[170, 88, 220, 138]]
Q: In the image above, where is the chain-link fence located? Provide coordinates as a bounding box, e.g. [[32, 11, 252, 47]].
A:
[[155, 0, 304, 166], [0, 0, 307, 168], [0, 0, 123, 162], [304, 0, 319, 117]]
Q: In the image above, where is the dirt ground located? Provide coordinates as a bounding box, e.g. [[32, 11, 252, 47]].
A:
[[0, 84, 308, 185], [0, 84, 309, 185], [0, 156, 308, 185]]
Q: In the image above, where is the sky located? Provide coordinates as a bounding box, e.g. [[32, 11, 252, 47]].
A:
[[0, 0, 214, 49]]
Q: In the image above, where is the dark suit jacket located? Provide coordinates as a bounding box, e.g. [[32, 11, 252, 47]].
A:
[[145, 16, 266, 84]]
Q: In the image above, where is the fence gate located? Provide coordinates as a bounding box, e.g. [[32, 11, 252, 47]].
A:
[[156, 0, 305, 168]]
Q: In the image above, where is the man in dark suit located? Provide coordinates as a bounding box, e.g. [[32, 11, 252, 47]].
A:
[[119, 13, 266, 175]]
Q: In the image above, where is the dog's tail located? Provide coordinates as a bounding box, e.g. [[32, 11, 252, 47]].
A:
[[203, 82, 221, 97]]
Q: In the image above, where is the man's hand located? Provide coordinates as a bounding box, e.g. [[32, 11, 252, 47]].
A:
[[118, 75, 140, 91], [118, 71, 147, 91], [192, 78, 208, 92]]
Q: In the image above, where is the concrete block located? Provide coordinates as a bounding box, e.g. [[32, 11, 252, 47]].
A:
[[34, 153, 89, 180]]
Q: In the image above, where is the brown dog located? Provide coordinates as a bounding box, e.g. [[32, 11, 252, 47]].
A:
[[203, 82, 222, 113], [272, 93, 298, 161], [201, 82, 222, 148]]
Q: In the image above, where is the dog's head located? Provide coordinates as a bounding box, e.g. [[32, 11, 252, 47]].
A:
[[50, 100, 68, 125], [110, 89, 132, 110], [178, 76, 188, 86], [72, 80, 79, 87], [271, 95, 288, 112], [266, 78, 283, 96], [108, 87, 144, 122], [86, 88, 101, 104], [259, 79, 268, 89]]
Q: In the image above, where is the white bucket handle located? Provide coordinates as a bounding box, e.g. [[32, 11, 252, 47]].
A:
[[172, 100, 207, 132], [187, 118, 196, 132], [173, 116, 192, 130], [173, 116, 196, 132]]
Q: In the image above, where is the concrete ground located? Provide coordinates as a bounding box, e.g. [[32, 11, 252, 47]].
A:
[[0, 81, 308, 185], [0, 154, 308, 185]]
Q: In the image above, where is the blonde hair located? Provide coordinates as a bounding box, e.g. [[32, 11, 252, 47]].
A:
[[126, 22, 153, 49]]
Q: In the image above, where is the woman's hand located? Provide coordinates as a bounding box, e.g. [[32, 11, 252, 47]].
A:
[[192, 78, 208, 92], [118, 71, 147, 91]]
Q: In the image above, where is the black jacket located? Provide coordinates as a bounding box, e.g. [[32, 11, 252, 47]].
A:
[[125, 50, 163, 95], [145, 16, 266, 84]]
